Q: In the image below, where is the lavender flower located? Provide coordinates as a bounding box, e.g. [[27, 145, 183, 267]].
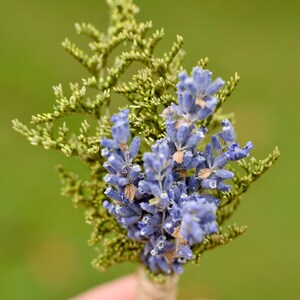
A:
[[180, 196, 218, 245], [100, 68, 253, 276], [162, 67, 225, 165], [218, 119, 254, 161], [138, 139, 174, 210], [163, 67, 225, 124], [100, 110, 142, 202]]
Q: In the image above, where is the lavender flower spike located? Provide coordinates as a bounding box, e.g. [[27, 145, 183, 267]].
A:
[[100, 76, 254, 276], [100, 109, 142, 204], [174, 67, 225, 123], [162, 67, 225, 166], [139, 139, 174, 209]]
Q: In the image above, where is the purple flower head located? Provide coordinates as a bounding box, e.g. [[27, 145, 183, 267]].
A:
[[103, 196, 142, 228], [138, 213, 162, 238], [226, 142, 254, 161], [194, 143, 234, 192], [171, 67, 225, 123], [111, 109, 130, 144], [139, 139, 174, 209], [100, 67, 254, 276], [217, 119, 254, 161], [218, 119, 236, 144], [165, 121, 207, 166], [192, 120, 254, 193], [180, 196, 218, 245], [100, 110, 143, 202], [162, 67, 224, 167]]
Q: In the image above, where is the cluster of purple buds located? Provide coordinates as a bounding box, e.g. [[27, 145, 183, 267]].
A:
[[100, 67, 254, 275]]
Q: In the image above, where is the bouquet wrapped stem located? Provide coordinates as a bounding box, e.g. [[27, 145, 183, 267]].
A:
[[137, 267, 178, 300]]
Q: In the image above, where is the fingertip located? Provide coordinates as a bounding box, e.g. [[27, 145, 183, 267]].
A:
[[71, 275, 137, 300]]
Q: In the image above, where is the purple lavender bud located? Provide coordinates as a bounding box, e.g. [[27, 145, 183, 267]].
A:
[[201, 179, 217, 190], [115, 205, 136, 217], [178, 192, 188, 207], [192, 67, 212, 91], [244, 141, 254, 155], [184, 77, 197, 95], [110, 109, 128, 122], [145, 169, 157, 182], [163, 174, 173, 191], [103, 174, 119, 185], [178, 71, 188, 82], [191, 154, 206, 169], [140, 202, 159, 214], [150, 184, 161, 198], [204, 144, 214, 167], [181, 93, 194, 113], [174, 67, 225, 125], [120, 215, 141, 226], [177, 244, 193, 260], [213, 153, 228, 169], [211, 135, 222, 153], [104, 186, 122, 201], [166, 200, 176, 212], [103, 200, 115, 214], [138, 180, 152, 194], [219, 119, 236, 144], [154, 239, 175, 255], [170, 206, 182, 222], [186, 129, 205, 149], [147, 256, 159, 274], [111, 110, 130, 144], [129, 136, 140, 159], [134, 187, 146, 199], [123, 199, 142, 215], [182, 151, 193, 166], [215, 169, 234, 179], [171, 103, 182, 117], [163, 220, 176, 235], [165, 121, 177, 142], [205, 96, 218, 109], [127, 226, 143, 240], [159, 192, 169, 209], [206, 77, 225, 95], [157, 141, 170, 158], [143, 152, 156, 169], [117, 177, 128, 186], [226, 142, 253, 161], [129, 164, 141, 179], [108, 156, 123, 172], [100, 138, 118, 149], [103, 161, 116, 174], [188, 176, 201, 193], [101, 147, 110, 158], [140, 224, 158, 237], [181, 217, 204, 245], [176, 123, 190, 146]]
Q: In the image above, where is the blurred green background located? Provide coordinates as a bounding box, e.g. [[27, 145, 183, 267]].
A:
[[1, 0, 299, 299]]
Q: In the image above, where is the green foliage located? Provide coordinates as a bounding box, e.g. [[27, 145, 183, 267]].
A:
[[12, 0, 279, 275], [192, 224, 248, 264]]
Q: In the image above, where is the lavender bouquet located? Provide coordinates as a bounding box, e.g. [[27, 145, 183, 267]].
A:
[[13, 1, 279, 299]]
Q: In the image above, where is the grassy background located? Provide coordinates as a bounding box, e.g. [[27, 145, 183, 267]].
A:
[[1, 0, 299, 299]]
